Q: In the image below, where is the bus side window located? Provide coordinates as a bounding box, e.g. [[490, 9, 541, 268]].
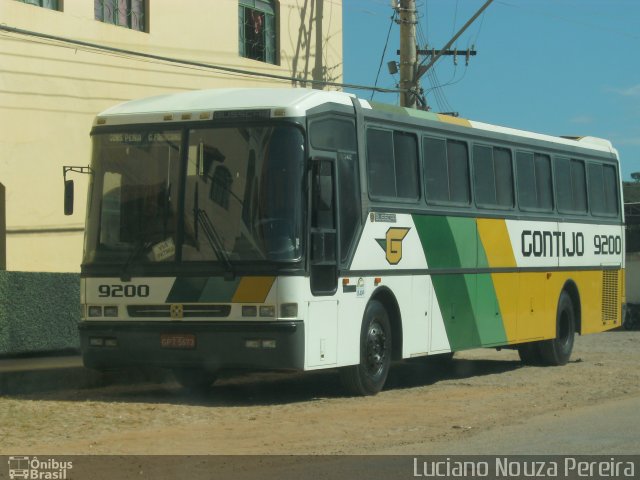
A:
[[571, 159, 588, 213], [310, 118, 356, 151], [423, 137, 449, 202], [393, 132, 419, 200], [366, 128, 419, 201], [534, 153, 553, 210], [556, 157, 588, 214], [424, 136, 470, 205], [447, 140, 470, 204], [589, 163, 619, 216], [367, 128, 396, 198], [516, 151, 552, 211]]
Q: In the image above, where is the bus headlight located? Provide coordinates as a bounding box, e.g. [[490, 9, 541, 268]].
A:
[[280, 303, 298, 318], [104, 306, 119, 317], [242, 306, 257, 317], [88, 306, 103, 317], [259, 305, 275, 318]]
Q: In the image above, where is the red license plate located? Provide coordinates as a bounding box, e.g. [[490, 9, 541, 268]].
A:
[[160, 334, 196, 349]]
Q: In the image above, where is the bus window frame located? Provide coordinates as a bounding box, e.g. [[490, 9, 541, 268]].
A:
[[364, 124, 422, 205], [554, 155, 589, 216], [471, 141, 516, 212], [514, 148, 555, 214], [587, 161, 620, 218], [422, 134, 472, 208]]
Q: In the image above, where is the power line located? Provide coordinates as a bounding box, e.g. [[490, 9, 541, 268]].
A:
[[0, 24, 404, 95], [371, 11, 397, 100]]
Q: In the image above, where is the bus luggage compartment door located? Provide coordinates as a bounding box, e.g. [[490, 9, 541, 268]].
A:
[[306, 300, 338, 368]]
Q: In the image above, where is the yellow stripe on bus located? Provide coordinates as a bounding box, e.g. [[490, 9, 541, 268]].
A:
[[231, 276, 276, 303], [437, 114, 472, 128], [477, 218, 517, 268]]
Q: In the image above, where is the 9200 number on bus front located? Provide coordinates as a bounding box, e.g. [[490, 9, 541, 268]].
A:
[[98, 284, 150, 298]]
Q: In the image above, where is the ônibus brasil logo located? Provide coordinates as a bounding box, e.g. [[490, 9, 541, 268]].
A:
[[7, 456, 73, 480]]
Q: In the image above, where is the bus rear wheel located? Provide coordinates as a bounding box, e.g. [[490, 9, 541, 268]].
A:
[[517, 342, 542, 365], [340, 300, 392, 396], [172, 368, 218, 393], [538, 291, 576, 366]]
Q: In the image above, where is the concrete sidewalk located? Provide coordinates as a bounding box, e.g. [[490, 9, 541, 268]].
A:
[[0, 354, 172, 395], [0, 354, 83, 373], [0, 354, 92, 395]]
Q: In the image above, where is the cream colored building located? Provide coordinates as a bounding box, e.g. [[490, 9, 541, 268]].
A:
[[0, 0, 343, 272]]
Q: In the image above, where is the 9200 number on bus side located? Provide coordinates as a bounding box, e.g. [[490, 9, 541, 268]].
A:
[[593, 234, 622, 255], [98, 284, 150, 298]]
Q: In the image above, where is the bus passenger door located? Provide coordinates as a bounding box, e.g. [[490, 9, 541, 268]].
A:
[[309, 156, 338, 296], [307, 157, 339, 367]]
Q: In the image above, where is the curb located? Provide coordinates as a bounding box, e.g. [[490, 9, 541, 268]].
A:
[[0, 356, 170, 395]]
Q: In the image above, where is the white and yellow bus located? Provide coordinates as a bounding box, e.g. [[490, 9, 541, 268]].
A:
[[69, 88, 624, 395]]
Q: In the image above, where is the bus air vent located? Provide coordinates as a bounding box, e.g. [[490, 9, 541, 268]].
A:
[[127, 305, 231, 318], [601, 270, 619, 322]]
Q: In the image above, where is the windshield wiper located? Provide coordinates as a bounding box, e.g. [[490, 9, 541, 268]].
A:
[[196, 208, 234, 278], [120, 238, 151, 282]]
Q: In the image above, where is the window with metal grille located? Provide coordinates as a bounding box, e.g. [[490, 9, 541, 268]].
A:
[[15, 0, 59, 9], [95, 0, 146, 32], [239, 0, 277, 64]]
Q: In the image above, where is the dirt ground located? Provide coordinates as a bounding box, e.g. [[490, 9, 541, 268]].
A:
[[1, 330, 639, 455]]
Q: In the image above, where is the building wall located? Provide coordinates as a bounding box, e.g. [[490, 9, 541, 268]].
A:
[[0, 0, 343, 272]]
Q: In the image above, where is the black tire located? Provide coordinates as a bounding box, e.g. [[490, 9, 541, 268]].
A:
[[340, 300, 392, 396], [172, 368, 218, 393], [538, 291, 575, 366], [517, 342, 543, 365]]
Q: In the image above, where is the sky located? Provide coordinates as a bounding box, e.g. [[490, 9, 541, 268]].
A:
[[342, 0, 640, 180]]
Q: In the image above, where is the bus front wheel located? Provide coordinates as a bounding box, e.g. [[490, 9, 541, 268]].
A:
[[340, 300, 392, 396], [538, 291, 576, 366]]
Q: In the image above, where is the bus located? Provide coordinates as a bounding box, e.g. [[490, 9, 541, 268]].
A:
[[66, 88, 624, 395]]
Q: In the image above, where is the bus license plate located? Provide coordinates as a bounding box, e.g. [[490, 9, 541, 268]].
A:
[[160, 334, 196, 349]]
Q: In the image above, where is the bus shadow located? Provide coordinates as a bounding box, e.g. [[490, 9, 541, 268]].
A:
[[6, 356, 524, 407]]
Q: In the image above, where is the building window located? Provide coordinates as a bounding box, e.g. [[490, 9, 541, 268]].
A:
[[95, 0, 145, 32], [239, 0, 276, 64], [15, 0, 59, 9]]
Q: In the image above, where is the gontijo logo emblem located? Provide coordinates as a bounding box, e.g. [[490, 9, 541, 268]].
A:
[[376, 227, 410, 265]]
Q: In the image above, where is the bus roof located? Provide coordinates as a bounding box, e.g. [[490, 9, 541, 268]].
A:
[[96, 88, 355, 124], [95, 87, 616, 155]]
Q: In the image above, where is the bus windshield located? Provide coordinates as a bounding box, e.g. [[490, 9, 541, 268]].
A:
[[83, 125, 305, 266]]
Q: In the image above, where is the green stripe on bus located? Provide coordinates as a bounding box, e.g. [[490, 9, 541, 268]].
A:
[[431, 274, 481, 350], [166, 277, 240, 303], [413, 215, 507, 349], [475, 273, 508, 345]]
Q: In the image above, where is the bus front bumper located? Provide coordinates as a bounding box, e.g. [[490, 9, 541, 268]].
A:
[[79, 320, 305, 372]]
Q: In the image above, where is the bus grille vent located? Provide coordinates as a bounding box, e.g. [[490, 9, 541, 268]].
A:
[[601, 270, 619, 322]]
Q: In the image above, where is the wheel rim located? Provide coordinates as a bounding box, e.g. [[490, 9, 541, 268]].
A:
[[365, 319, 388, 377]]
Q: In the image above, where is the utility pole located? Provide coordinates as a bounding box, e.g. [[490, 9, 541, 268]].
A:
[[398, 0, 418, 108], [396, 0, 494, 110]]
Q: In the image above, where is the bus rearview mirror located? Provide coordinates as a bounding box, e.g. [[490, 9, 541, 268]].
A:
[[64, 179, 74, 216]]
